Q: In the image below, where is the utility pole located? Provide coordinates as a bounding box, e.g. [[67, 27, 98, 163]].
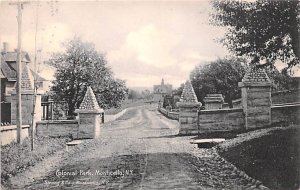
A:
[[10, 1, 29, 144], [31, 0, 40, 151]]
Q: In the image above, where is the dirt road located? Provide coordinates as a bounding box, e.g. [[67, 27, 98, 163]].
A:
[[10, 105, 259, 189]]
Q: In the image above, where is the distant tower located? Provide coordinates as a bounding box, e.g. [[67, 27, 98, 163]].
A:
[[161, 78, 164, 86]]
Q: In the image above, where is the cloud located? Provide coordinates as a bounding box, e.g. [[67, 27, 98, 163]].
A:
[[178, 50, 215, 72], [1, 1, 230, 88], [107, 24, 224, 87], [109, 24, 180, 69], [126, 24, 180, 68], [1, 22, 71, 56]]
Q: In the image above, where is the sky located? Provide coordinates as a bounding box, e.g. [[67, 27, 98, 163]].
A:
[[2, 0, 296, 89], [0, 0, 231, 88]]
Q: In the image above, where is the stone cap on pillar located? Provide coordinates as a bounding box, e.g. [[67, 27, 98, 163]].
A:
[[21, 65, 34, 91], [203, 94, 224, 103], [238, 67, 272, 87], [75, 86, 104, 114], [177, 80, 201, 108]]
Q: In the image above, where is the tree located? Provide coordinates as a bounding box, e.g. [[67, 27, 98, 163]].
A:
[[172, 83, 184, 97], [127, 89, 141, 100], [141, 89, 152, 100], [266, 68, 299, 91], [190, 57, 247, 108], [49, 37, 127, 115], [211, 0, 300, 70]]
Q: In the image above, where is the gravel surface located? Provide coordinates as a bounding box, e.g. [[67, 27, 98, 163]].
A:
[[8, 105, 268, 190]]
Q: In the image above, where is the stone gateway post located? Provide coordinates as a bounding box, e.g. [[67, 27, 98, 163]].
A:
[[177, 80, 201, 135], [11, 65, 43, 129], [238, 67, 272, 130], [75, 86, 103, 139]]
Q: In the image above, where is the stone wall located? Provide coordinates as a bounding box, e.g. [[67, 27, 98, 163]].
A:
[[158, 107, 179, 120], [271, 103, 300, 124], [271, 89, 300, 104], [199, 108, 244, 133], [36, 120, 79, 138], [104, 109, 127, 122], [1, 125, 30, 145], [172, 68, 299, 135], [168, 111, 179, 120]]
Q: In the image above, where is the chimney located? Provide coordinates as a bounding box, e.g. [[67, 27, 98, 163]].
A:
[[3, 42, 8, 53]]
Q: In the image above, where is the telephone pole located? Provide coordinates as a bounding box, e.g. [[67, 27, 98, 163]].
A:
[[10, 0, 29, 144]]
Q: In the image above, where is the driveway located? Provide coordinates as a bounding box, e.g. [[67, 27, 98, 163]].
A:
[[10, 105, 257, 189]]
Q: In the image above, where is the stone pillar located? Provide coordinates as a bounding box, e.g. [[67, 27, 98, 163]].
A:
[[11, 65, 43, 129], [238, 67, 272, 129], [75, 86, 103, 139], [176, 80, 201, 135], [203, 94, 224, 110]]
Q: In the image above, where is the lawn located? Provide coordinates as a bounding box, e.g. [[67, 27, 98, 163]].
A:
[[104, 99, 150, 115], [219, 126, 300, 190], [1, 136, 70, 187]]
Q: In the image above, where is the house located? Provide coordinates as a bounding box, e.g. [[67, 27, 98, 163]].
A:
[[1, 43, 53, 124], [153, 78, 172, 102], [0, 43, 50, 103]]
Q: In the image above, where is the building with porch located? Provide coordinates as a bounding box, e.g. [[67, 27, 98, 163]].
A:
[[153, 78, 172, 102], [0, 42, 52, 124]]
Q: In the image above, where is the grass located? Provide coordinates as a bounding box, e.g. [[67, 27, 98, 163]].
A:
[[116, 109, 138, 120], [104, 99, 149, 115], [1, 136, 70, 187], [219, 126, 300, 190]]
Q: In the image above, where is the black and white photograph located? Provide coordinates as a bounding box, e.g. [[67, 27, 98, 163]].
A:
[[0, 0, 299, 189]]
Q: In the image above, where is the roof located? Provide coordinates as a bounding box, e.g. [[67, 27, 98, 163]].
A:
[[1, 52, 45, 82], [30, 69, 47, 81], [180, 80, 198, 103], [0, 70, 5, 79], [1, 54, 16, 80], [2, 51, 31, 63], [78, 86, 101, 110], [242, 67, 271, 83]]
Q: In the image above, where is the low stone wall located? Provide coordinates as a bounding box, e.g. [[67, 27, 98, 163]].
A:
[[158, 107, 179, 120], [168, 112, 179, 120], [36, 120, 79, 138], [272, 89, 300, 104], [158, 107, 168, 115], [271, 103, 300, 124], [1, 125, 30, 145], [198, 108, 245, 133], [104, 109, 127, 122]]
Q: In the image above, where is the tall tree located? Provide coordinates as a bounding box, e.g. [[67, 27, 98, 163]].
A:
[[49, 37, 127, 115], [211, 0, 300, 70], [190, 57, 247, 108]]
